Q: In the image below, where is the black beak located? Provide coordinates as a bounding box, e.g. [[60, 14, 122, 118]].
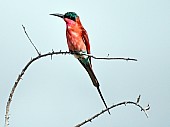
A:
[[50, 13, 64, 18]]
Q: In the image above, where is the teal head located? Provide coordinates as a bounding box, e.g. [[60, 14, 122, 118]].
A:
[[50, 12, 79, 21]]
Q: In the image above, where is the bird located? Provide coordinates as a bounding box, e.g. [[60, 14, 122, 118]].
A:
[[50, 12, 110, 114]]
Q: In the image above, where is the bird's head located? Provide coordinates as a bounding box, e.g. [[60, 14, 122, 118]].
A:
[[50, 12, 79, 26]]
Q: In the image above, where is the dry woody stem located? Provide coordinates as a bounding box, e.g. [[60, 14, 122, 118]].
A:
[[5, 25, 141, 127], [5, 50, 137, 126], [75, 95, 150, 127]]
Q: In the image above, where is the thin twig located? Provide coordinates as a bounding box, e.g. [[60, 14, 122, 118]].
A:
[[5, 51, 137, 127], [70, 51, 137, 61], [22, 25, 41, 55], [92, 56, 137, 61], [75, 95, 150, 127]]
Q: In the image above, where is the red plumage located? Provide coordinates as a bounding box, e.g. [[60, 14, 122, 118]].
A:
[[51, 12, 110, 114]]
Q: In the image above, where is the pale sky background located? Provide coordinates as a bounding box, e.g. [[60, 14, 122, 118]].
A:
[[0, 0, 170, 127]]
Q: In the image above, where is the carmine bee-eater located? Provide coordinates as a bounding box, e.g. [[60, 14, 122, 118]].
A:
[[50, 12, 110, 114]]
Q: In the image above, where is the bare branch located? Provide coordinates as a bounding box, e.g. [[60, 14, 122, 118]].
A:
[[5, 50, 138, 127], [22, 25, 41, 55], [75, 95, 150, 127], [70, 51, 137, 61], [91, 55, 137, 61]]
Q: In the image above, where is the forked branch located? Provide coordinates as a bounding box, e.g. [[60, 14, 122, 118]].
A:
[[5, 50, 137, 127], [5, 25, 138, 127]]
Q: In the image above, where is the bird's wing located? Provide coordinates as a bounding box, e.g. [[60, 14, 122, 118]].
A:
[[82, 28, 91, 62]]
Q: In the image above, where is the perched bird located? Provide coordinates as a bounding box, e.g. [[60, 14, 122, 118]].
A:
[[50, 12, 110, 114]]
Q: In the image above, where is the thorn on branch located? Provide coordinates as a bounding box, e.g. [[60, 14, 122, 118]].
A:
[[50, 49, 55, 60], [52, 49, 54, 53], [136, 95, 141, 104], [125, 101, 127, 106], [145, 104, 150, 111]]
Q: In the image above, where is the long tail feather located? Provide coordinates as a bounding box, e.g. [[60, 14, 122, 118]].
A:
[[96, 86, 111, 114], [78, 60, 111, 114]]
